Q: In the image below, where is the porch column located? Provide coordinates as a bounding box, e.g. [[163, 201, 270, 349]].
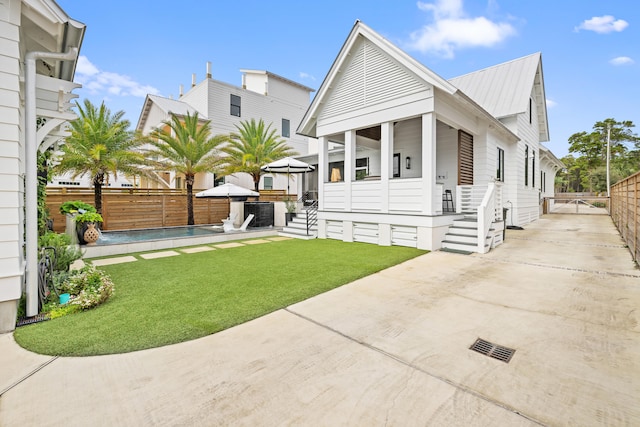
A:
[[318, 136, 328, 211], [422, 113, 437, 215], [344, 129, 356, 211], [380, 121, 392, 212]]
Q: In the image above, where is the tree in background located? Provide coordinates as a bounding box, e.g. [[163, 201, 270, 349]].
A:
[[54, 100, 150, 213], [566, 118, 639, 192], [146, 112, 225, 225], [221, 119, 296, 191]]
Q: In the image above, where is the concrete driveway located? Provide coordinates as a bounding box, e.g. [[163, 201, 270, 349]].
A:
[[1, 214, 639, 426]]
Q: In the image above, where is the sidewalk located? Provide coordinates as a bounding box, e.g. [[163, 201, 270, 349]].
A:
[[1, 214, 638, 426]]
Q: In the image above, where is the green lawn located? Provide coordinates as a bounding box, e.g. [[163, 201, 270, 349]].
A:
[[14, 239, 426, 356]]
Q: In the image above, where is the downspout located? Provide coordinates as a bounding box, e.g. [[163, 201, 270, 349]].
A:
[[25, 48, 78, 317]]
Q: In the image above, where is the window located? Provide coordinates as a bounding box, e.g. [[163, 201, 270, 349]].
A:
[[529, 98, 533, 124], [175, 177, 182, 189], [328, 161, 344, 182], [541, 171, 545, 192], [282, 119, 290, 138], [393, 153, 401, 178], [355, 157, 369, 180], [496, 147, 505, 182], [214, 175, 225, 187], [230, 94, 241, 117], [524, 145, 529, 186], [263, 176, 273, 190], [532, 151, 535, 188]]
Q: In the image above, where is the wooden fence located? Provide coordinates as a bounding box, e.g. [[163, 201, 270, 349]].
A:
[[46, 188, 230, 233], [610, 171, 640, 264]]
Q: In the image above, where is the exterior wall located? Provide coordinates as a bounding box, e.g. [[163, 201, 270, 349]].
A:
[[394, 117, 423, 179], [0, 0, 23, 329]]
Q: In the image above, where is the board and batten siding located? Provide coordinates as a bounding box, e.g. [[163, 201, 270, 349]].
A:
[[0, 6, 23, 305]]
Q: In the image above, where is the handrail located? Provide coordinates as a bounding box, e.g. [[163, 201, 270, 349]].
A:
[[477, 183, 495, 253], [305, 200, 318, 236]]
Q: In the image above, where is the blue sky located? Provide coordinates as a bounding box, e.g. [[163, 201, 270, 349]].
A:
[[57, 0, 638, 158]]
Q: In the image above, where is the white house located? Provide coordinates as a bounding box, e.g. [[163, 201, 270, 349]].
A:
[[132, 66, 315, 192], [0, 0, 85, 331], [297, 21, 562, 253]]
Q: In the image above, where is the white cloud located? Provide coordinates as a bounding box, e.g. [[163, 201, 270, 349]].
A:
[[407, 0, 516, 58], [609, 56, 634, 66], [299, 72, 316, 81], [575, 15, 628, 34], [546, 98, 557, 108], [74, 55, 159, 98]]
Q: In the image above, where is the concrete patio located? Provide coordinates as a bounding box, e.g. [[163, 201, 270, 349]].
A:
[[1, 213, 638, 426]]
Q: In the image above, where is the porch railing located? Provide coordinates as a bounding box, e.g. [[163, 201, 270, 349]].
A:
[[477, 183, 496, 253], [301, 192, 318, 236]]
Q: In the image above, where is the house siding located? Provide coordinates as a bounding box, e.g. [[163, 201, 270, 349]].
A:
[[0, 3, 22, 309]]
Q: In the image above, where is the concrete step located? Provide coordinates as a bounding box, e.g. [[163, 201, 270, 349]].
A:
[[278, 231, 317, 240], [441, 240, 489, 253], [447, 226, 477, 236]]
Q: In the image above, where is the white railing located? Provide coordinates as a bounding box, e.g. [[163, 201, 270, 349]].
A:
[[477, 183, 496, 253]]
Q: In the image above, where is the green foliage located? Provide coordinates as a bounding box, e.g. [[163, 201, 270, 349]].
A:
[[221, 118, 297, 191], [59, 200, 96, 215], [37, 150, 52, 236], [54, 99, 152, 213], [38, 232, 83, 272], [74, 212, 104, 224], [146, 112, 225, 225], [48, 304, 82, 319], [565, 118, 640, 192], [284, 197, 297, 213], [14, 239, 425, 356], [58, 264, 115, 310]]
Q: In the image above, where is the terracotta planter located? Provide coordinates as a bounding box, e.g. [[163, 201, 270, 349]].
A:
[[83, 223, 100, 245]]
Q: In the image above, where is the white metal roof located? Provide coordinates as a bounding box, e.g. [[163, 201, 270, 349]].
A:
[[449, 52, 549, 141]]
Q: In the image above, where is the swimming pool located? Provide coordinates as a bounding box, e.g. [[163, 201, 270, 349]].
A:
[[98, 225, 223, 245]]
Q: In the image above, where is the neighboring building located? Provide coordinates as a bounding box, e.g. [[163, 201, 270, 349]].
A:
[[0, 0, 85, 330], [133, 66, 315, 192], [297, 21, 562, 253]]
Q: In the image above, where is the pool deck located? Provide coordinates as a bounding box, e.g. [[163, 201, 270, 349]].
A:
[[83, 228, 280, 258]]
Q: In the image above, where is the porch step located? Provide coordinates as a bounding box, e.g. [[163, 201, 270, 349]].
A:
[[441, 240, 490, 253], [279, 212, 317, 239], [440, 247, 474, 255]]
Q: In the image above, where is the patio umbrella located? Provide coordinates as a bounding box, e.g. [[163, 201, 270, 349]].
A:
[[261, 157, 315, 194], [195, 183, 259, 199]]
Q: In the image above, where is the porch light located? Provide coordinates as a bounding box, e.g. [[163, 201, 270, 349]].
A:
[[405, 156, 411, 169]]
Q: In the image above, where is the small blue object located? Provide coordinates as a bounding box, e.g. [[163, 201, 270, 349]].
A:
[[59, 293, 70, 305]]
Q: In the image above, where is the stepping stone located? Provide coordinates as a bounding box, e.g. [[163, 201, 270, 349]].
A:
[[70, 259, 86, 270], [268, 236, 292, 241], [181, 246, 216, 254], [140, 251, 180, 260], [214, 242, 245, 249], [243, 239, 271, 245], [91, 256, 138, 266]]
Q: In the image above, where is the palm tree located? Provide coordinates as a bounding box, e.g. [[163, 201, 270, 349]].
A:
[[146, 112, 225, 225], [221, 118, 297, 191], [54, 99, 149, 213]]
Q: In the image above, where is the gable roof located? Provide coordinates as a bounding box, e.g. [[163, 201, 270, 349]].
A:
[[136, 94, 200, 132], [297, 21, 516, 141], [449, 53, 549, 142]]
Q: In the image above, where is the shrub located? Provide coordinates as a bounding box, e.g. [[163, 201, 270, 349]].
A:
[[74, 212, 103, 224], [38, 231, 83, 272], [60, 265, 115, 310]]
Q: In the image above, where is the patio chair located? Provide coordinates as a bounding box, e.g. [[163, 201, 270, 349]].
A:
[[223, 214, 254, 232], [212, 212, 238, 230]]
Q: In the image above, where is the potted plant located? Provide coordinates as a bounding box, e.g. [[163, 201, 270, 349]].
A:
[[59, 200, 96, 215], [74, 211, 103, 245], [284, 197, 297, 225]]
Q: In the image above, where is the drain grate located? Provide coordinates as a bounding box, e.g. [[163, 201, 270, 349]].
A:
[[469, 338, 515, 363], [16, 314, 50, 327]]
